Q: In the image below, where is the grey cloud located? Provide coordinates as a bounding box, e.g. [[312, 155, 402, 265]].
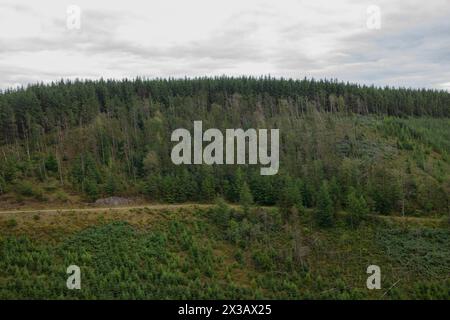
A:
[[1, 1, 449, 90], [0, 6, 264, 63], [279, 2, 450, 89]]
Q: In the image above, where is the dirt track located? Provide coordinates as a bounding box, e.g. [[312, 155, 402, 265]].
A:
[[0, 203, 444, 224], [0, 203, 214, 215]]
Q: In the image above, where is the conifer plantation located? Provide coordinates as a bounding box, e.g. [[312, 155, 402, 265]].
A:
[[0, 77, 449, 299]]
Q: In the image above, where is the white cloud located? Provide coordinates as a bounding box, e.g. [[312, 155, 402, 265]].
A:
[[0, 0, 449, 90], [438, 82, 450, 91]]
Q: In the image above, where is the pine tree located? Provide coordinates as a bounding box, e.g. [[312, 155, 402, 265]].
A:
[[229, 168, 244, 202], [316, 181, 334, 227], [346, 188, 369, 228], [328, 176, 341, 210], [45, 154, 59, 173], [161, 175, 177, 203], [200, 174, 216, 202], [84, 178, 99, 201], [239, 182, 253, 214], [145, 175, 162, 200], [278, 177, 302, 216], [212, 197, 231, 227], [0, 100, 16, 143], [105, 174, 118, 196]]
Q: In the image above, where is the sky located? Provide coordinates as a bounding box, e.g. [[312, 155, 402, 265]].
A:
[[0, 0, 449, 91]]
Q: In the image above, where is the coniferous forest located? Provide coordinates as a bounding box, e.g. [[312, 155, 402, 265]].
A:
[[0, 77, 449, 299]]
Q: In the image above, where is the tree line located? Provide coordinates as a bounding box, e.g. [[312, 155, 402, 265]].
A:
[[0, 77, 449, 220]]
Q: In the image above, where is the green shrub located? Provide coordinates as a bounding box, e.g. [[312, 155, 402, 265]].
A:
[[346, 188, 369, 228], [33, 187, 46, 201], [16, 181, 35, 197], [209, 197, 231, 227], [6, 219, 18, 228], [43, 179, 59, 192], [252, 249, 273, 271], [55, 190, 69, 202], [84, 179, 99, 201], [315, 181, 335, 227], [45, 154, 59, 173], [234, 249, 244, 264]]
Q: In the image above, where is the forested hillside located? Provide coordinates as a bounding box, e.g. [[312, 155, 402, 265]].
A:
[[0, 77, 449, 218], [1, 205, 449, 299], [1, 77, 450, 300]]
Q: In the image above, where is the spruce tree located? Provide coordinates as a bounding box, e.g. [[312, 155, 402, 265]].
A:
[[212, 197, 231, 227], [346, 188, 369, 228], [278, 177, 303, 216], [105, 174, 118, 196], [84, 178, 99, 202], [239, 182, 253, 214], [200, 174, 216, 202], [316, 181, 334, 227], [45, 154, 59, 173]]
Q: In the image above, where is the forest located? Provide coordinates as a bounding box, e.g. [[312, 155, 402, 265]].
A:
[[0, 77, 449, 217], [0, 77, 449, 299]]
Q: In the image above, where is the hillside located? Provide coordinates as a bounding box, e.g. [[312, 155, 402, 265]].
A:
[[0, 203, 449, 299], [0, 77, 449, 217], [0, 77, 449, 300]]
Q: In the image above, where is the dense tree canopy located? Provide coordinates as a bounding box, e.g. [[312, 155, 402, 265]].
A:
[[0, 77, 449, 218]]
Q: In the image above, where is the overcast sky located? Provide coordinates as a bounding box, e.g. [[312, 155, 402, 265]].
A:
[[0, 0, 449, 91]]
